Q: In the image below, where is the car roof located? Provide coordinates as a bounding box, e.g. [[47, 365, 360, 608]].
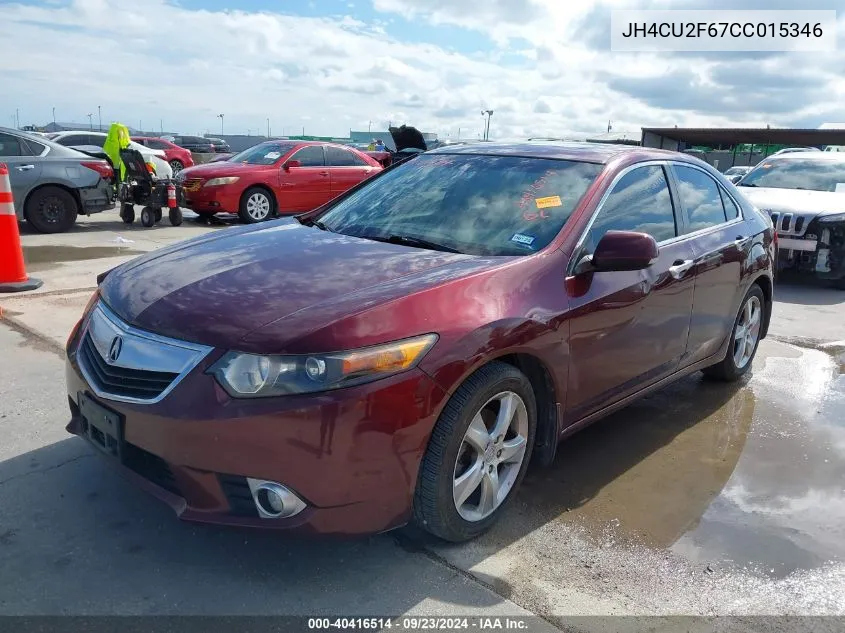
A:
[[425, 140, 680, 164]]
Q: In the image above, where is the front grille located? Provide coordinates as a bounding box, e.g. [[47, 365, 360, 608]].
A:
[[78, 332, 178, 400], [123, 442, 180, 496], [770, 212, 809, 236], [219, 474, 259, 517], [183, 178, 203, 192]]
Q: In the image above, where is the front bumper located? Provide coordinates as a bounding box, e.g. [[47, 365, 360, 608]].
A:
[[182, 183, 241, 214], [775, 218, 845, 280], [65, 313, 447, 535]]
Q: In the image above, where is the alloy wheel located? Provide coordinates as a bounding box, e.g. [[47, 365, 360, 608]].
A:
[[733, 295, 762, 369], [246, 192, 271, 221], [453, 391, 529, 522]]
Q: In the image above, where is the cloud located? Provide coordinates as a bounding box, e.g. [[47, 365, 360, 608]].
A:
[[0, 0, 842, 140]]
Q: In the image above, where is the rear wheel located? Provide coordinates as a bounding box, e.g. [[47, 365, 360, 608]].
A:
[[702, 285, 765, 381], [413, 362, 536, 542], [119, 203, 135, 224], [169, 207, 183, 226], [25, 186, 78, 234], [238, 187, 274, 223]]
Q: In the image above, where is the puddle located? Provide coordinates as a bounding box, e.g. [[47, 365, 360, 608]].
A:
[[22, 245, 145, 272], [513, 340, 845, 579]]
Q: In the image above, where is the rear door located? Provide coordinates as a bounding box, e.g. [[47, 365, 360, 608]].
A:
[[278, 145, 329, 212], [669, 163, 748, 364], [565, 163, 697, 423], [324, 145, 378, 196], [0, 132, 43, 211]]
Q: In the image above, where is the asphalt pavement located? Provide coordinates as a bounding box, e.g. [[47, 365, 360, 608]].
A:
[[1, 210, 844, 628]]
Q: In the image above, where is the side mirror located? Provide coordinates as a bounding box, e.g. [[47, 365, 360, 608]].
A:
[[574, 230, 659, 275], [283, 159, 301, 171]]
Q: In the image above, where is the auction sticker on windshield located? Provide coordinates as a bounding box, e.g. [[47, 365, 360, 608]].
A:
[[511, 233, 536, 247], [535, 195, 562, 209], [265, 152, 281, 160]]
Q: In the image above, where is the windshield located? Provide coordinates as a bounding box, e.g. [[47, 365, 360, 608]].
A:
[[318, 153, 602, 256], [739, 158, 845, 192], [229, 142, 297, 165]]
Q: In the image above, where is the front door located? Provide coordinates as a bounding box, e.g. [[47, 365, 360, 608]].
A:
[[324, 145, 378, 197], [0, 132, 43, 211], [279, 145, 330, 212], [669, 163, 747, 364], [565, 163, 696, 423]]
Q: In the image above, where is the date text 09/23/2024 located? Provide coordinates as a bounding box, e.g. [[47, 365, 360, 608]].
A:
[[308, 617, 530, 630]]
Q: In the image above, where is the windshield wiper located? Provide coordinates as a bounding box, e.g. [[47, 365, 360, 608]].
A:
[[358, 233, 461, 253], [312, 220, 333, 232], [737, 182, 756, 187]]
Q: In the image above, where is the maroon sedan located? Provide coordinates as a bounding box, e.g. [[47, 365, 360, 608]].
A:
[[132, 137, 194, 174], [65, 142, 774, 542]]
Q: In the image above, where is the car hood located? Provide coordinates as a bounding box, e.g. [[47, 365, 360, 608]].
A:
[[738, 186, 845, 218], [99, 220, 498, 351], [178, 161, 257, 178]]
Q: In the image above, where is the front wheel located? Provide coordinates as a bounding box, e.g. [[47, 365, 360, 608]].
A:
[[413, 362, 536, 542], [119, 203, 135, 224], [140, 206, 155, 227], [169, 160, 184, 174], [169, 207, 183, 226], [238, 187, 274, 223], [702, 285, 765, 381]]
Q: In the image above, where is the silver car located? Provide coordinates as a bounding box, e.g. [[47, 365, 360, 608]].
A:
[[0, 127, 115, 233]]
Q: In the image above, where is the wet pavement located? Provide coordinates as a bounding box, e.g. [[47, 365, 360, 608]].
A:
[[21, 245, 146, 272]]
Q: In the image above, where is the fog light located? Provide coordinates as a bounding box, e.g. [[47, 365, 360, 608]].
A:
[[246, 478, 307, 519], [305, 357, 327, 381]]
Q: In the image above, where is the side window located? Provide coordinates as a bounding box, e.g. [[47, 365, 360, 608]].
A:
[[720, 188, 740, 220], [147, 140, 168, 150], [89, 135, 106, 148], [0, 133, 26, 156], [291, 145, 325, 167], [674, 165, 728, 232], [56, 134, 83, 146], [586, 165, 677, 250], [21, 139, 45, 156], [325, 146, 368, 166]]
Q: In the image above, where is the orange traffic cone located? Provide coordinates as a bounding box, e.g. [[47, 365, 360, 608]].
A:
[[0, 163, 42, 293]]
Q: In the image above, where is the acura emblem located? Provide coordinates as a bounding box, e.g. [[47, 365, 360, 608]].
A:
[[107, 336, 123, 363]]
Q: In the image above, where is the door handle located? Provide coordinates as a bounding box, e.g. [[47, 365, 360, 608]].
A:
[[319, 171, 329, 176], [734, 235, 751, 249], [669, 259, 695, 279], [16, 164, 35, 171]]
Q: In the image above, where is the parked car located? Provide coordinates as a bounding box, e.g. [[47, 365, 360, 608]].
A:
[[737, 152, 845, 288], [769, 147, 822, 156], [0, 127, 114, 233], [49, 131, 173, 180], [65, 142, 774, 540], [724, 165, 752, 184], [176, 140, 382, 222], [132, 137, 194, 173], [206, 137, 231, 153], [161, 135, 215, 153]]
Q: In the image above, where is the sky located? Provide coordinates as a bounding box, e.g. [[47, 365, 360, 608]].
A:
[[1, 0, 844, 139]]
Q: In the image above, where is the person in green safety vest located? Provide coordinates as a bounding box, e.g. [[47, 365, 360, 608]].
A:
[[103, 122, 132, 182]]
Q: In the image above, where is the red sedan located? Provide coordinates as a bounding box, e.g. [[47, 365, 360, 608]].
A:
[[177, 140, 382, 223], [65, 142, 774, 542], [132, 137, 194, 174]]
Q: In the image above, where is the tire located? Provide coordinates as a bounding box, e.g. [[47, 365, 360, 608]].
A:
[[24, 186, 78, 234], [238, 187, 274, 223], [702, 284, 765, 382], [154, 208, 162, 223], [169, 207, 183, 226], [120, 203, 135, 224], [169, 160, 184, 174], [140, 206, 155, 228], [413, 361, 536, 542], [833, 277, 845, 290]]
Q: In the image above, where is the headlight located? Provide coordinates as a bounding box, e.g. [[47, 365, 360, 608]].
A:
[[204, 176, 240, 187], [818, 213, 845, 223], [210, 334, 438, 398]]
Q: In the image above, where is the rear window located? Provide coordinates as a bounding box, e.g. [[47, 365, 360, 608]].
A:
[[229, 142, 297, 165], [319, 154, 602, 256]]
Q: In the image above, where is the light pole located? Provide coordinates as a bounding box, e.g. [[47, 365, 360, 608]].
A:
[[15, 108, 20, 129], [481, 110, 494, 141], [87, 113, 93, 130], [98, 105, 102, 131], [267, 118, 270, 137], [52, 107, 56, 125], [160, 119, 163, 134], [217, 113, 224, 135]]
